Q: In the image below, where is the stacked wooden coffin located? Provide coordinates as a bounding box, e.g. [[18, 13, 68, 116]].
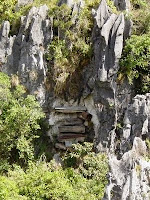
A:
[[54, 107, 92, 149]]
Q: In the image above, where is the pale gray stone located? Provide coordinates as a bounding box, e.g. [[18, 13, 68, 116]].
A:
[[113, 0, 131, 11], [107, 137, 149, 200], [17, 0, 33, 7]]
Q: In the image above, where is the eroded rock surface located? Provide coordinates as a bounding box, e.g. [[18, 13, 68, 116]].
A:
[[0, 5, 52, 105], [91, 0, 132, 152], [17, 0, 33, 7], [105, 137, 150, 200], [113, 0, 131, 11], [120, 94, 150, 154]]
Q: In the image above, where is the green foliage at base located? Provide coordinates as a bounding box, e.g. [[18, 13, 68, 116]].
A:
[[0, 72, 45, 167], [0, 143, 108, 200], [63, 142, 108, 199]]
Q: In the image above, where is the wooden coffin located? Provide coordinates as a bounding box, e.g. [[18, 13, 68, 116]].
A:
[[55, 106, 86, 113], [58, 134, 86, 142], [59, 125, 85, 133], [58, 118, 83, 126]]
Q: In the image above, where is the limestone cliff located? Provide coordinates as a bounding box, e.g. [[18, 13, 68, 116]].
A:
[[0, 0, 149, 199]]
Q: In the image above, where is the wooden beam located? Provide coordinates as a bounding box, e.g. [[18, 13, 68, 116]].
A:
[[58, 134, 86, 142], [59, 137, 85, 142], [55, 106, 86, 113], [59, 125, 85, 133], [58, 118, 83, 126]]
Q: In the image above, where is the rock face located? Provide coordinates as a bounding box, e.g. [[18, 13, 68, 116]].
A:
[[113, 0, 131, 11], [121, 94, 150, 154], [91, 0, 132, 152], [0, 0, 149, 199], [0, 5, 52, 105], [17, 0, 33, 7], [106, 137, 150, 200], [104, 95, 150, 200], [0, 21, 11, 64]]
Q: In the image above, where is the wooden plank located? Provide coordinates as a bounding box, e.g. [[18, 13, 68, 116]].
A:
[[59, 125, 85, 133], [58, 134, 87, 139], [58, 132, 86, 135], [55, 106, 86, 113], [58, 118, 83, 126], [59, 137, 86, 142], [58, 134, 86, 142]]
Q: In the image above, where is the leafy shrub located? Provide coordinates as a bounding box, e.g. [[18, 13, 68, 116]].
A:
[[15, 164, 94, 200], [130, 0, 150, 35], [145, 139, 150, 161], [0, 151, 107, 200], [0, 176, 26, 200], [0, 142, 108, 200], [130, 0, 148, 9], [119, 0, 150, 93], [119, 34, 150, 93], [63, 142, 108, 199], [0, 0, 32, 35], [0, 0, 17, 23], [0, 72, 45, 167]]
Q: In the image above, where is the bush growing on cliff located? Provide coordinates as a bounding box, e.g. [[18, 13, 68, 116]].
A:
[[0, 72, 45, 169], [0, 0, 32, 35], [119, 0, 150, 93], [120, 34, 150, 79], [130, 0, 150, 35], [45, 0, 118, 98], [46, 1, 101, 98], [119, 34, 150, 93], [0, 143, 108, 200], [63, 142, 108, 199]]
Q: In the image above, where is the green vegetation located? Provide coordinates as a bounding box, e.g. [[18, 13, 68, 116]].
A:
[[130, 0, 150, 35], [119, 0, 150, 93], [145, 139, 150, 161], [0, 0, 32, 35], [119, 34, 150, 93], [63, 142, 108, 199], [0, 72, 45, 168], [0, 153, 108, 200]]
